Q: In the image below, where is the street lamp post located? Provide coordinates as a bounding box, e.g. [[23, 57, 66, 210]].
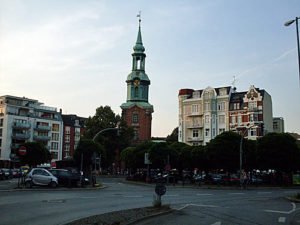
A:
[[284, 17, 300, 85], [79, 123, 120, 186], [239, 124, 255, 188]]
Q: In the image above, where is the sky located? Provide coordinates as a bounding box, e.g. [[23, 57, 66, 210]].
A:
[[0, 0, 300, 137]]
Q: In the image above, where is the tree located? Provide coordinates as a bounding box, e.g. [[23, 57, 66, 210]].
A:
[[206, 131, 240, 172], [18, 142, 51, 167], [257, 133, 300, 172], [83, 105, 133, 168], [73, 139, 104, 172], [166, 127, 178, 143], [84, 106, 120, 139]]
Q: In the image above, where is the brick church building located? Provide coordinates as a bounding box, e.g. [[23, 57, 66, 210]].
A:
[[120, 17, 154, 144]]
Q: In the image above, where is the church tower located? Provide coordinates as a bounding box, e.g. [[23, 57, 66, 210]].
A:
[[120, 15, 154, 144]]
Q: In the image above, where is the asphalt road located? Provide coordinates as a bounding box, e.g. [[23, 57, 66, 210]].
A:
[[0, 178, 300, 225]]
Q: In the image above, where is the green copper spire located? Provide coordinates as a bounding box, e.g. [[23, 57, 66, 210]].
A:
[[133, 13, 145, 53]]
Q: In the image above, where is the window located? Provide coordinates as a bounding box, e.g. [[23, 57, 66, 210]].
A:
[[250, 128, 256, 136], [51, 151, 58, 160], [133, 130, 139, 140], [132, 113, 139, 123], [205, 115, 210, 123], [0, 119, 3, 126], [65, 135, 70, 142], [0, 128, 2, 136], [232, 116, 236, 124], [219, 128, 225, 134], [0, 139, 2, 147], [192, 130, 199, 137], [248, 101, 257, 110], [65, 127, 70, 134], [204, 102, 210, 111], [218, 102, 225, 111], [52, 124, 59, 132], [51, 142, 58, 150], [233, 103, 240, 110], [52, 133, 59, 141], [134, 87, 139, 98], [192, 104, 199, 113], [238, 115, 242, 124], [219, 115, 225, 124], [205, 129, 209, 137]]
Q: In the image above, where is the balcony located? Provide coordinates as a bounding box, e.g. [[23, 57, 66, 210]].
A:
[[12, 122, 31, 129], [33, 135, 51, 141], [34, 125, 51, 131], [12, 133, 30, 140], [187, 112, 203, 117], [187, 137, 204, 142], [186, 122, 203, 129]]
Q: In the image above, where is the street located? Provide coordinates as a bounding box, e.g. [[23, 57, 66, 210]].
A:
[[0, 177, 299, 225]]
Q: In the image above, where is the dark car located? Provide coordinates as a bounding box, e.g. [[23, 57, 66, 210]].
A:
[[48, 169, 80, 187], [0, 168, 13, 179]]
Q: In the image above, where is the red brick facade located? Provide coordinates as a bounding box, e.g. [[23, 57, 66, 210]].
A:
[[122, 106, 152, 144]]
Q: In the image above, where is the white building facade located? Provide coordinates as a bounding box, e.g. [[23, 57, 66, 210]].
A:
[[178, 86, 232, 146], [0, 95, 63, 164], [179, 85, 273, 146]]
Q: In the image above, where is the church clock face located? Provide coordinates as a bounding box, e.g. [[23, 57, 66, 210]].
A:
[[134, 79, 140, 87]]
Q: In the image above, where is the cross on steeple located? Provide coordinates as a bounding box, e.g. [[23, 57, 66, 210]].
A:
[[137, 11, 141, 25]]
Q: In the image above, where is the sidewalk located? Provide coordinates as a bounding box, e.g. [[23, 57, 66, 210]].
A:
[[0, 176, 105, 191]]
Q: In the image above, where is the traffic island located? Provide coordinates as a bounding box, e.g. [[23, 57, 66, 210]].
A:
[[64, 205, 172, 225]]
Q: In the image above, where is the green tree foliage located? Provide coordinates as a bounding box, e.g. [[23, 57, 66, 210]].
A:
[[191, 145, 208, 171], [120, 147, 137, 169], [166, 127, 178, 143], [73, 139, 104, 171], [18, 142, 51, 167], [257, 133, 300, 172], [206, 131, 240, 172], [148, 142, 172, 169], [84, 106, 120, 139], [82, 105, 133, 168]]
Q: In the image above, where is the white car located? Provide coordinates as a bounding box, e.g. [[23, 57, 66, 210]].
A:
[[25, 168, 58, 188]]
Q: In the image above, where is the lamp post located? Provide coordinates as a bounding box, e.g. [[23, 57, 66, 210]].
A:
[[284, 17, 300, 85], [80, 123, 120, 186], [239, 124, 255, 188]]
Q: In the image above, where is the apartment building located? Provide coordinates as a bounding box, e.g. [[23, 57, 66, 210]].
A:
[[0, 95, 63, 165], [61, 114, 86, 159], [229, 85, 273, 140], [178, 85, 273, 146], [273, 117, 285, 133], [178, 86, 232, 146]]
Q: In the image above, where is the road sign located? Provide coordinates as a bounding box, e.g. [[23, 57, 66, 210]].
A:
[[144, 153, 152, 165], [18, 146, 27, 156]]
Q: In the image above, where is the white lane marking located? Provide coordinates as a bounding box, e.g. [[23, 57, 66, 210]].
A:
[[197, 193, 213, 196], [257, 192, 272, 194], [79, 197, 97, 199], [164, 194, 179, 197], [265, 203, 296, 214], [278, 217, 286, 223], [228, 193, 245, 195], [176, 203, 219, 210], [211, 222, 222, 225], [123, 195, 143, 198]]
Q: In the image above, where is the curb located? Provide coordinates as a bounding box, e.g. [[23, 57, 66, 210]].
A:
[[126, 208, 174, 225]]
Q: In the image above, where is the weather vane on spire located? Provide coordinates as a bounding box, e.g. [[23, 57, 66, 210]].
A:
[[137, 11, 141, 25]]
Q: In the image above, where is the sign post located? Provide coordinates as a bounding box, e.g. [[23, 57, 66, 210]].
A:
[[18, 146, 27, 156]]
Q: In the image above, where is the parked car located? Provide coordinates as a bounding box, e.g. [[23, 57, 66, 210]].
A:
[[12, 168, 22, 178], [0, 168, 13, 179], [48, 169, 80, 187], [25, 168, 58, 188]]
